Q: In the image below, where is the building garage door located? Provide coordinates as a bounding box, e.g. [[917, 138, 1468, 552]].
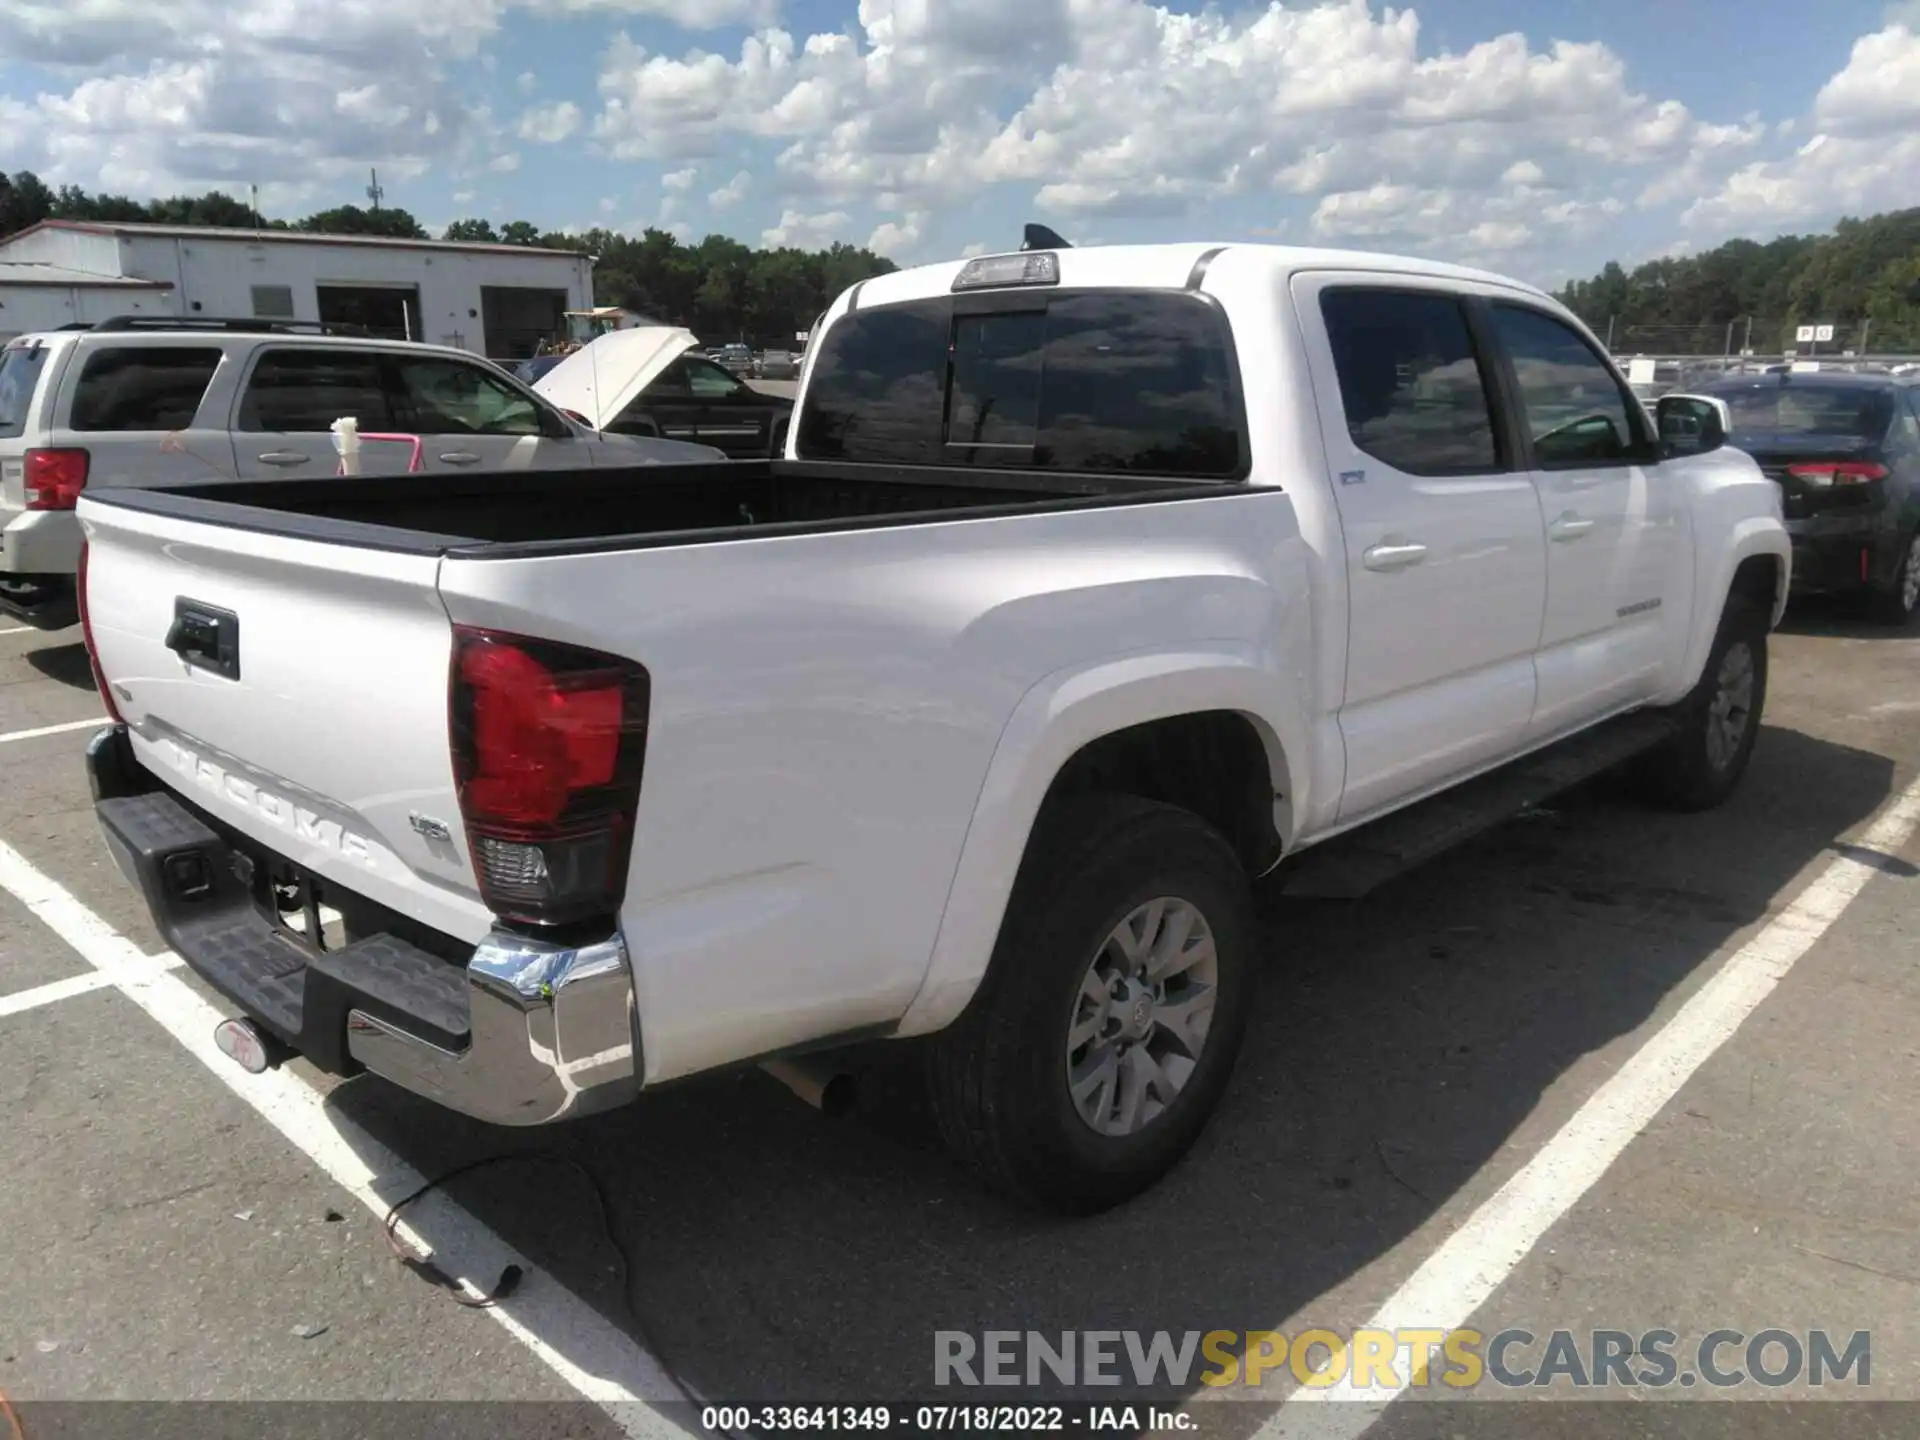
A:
[[481, 287, 567, 361], [317, 284, 421, 342]]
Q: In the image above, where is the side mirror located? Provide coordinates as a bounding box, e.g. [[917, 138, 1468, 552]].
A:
[[1656, 394, 1729, 458]]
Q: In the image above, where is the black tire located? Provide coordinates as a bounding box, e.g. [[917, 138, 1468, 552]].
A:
[[923, 794, 1254, 1215], [1869, 528, 1920, 626], [1631, 598, 1769, 812]]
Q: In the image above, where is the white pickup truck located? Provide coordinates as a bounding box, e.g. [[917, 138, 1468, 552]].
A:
[[77, 242, 1788, 1214]]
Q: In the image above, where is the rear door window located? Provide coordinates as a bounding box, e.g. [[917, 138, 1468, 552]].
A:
[[797, 290, 1244, 477], [0, 343, 49, 438], [1319, 288, 1501, 474], [69, 346, 223, 432], [238, 348, 392, 431], [388, 355, 543, 436]]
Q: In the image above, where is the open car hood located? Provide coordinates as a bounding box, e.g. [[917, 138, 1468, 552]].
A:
[[530, 326, 699, 431]]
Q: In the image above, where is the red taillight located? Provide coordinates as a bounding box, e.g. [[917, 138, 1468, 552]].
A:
[[1786, 460, 1888, 486], [24, 447, 89, 510], [449, 626, 650, 928], [76, 540, 124, 723]]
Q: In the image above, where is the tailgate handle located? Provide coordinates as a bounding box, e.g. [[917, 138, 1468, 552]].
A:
[[165, 599, 241, 681]]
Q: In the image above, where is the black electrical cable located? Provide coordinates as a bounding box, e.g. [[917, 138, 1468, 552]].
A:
[[384, 1149, 751, 1439]]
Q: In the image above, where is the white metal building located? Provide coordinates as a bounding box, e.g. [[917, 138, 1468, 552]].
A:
[[0, 220, 595, 359]]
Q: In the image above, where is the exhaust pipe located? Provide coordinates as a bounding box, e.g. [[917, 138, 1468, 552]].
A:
[[761, 1055, 857, 1117]]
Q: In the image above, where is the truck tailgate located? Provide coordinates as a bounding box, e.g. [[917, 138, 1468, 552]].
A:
[[79, 497, 490, 945]]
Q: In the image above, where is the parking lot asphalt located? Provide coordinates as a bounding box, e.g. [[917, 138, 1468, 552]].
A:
[[1, 598, 1916, 1438]]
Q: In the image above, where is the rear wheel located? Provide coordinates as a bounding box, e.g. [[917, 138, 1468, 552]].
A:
[[924, 795, 1253, 1214], [1870, 529, 1920, 626], [1631, 598, 1768, 812]]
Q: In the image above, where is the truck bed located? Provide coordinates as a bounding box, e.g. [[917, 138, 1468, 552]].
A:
[[82, 458, 1238, 558]]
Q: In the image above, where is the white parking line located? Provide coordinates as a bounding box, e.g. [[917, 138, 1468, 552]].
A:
[[1257, 772, 1920, 1438], [0, 835, 692, 1436], [0, 954, 183, 1019], [0, 626, 34, 637], [0, 717, 108, 745]]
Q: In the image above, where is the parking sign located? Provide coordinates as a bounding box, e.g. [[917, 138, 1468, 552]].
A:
[[1796, 325, 1816, 343], [1815, 325, 1835, 343]]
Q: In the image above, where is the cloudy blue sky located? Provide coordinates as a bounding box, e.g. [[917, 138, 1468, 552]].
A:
[[2, 0, 1917, 287]]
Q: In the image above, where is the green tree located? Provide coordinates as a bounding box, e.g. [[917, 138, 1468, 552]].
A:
[[443, 217, 499, 242], [299, 204, 428, 239], [1556, 207, 1920, 355], [499, 220, 543, 246], [147, 191, 274, 227], [0, 170, 56, 236]]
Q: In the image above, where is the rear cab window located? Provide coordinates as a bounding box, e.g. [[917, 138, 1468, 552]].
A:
[[0, 341, 52, 439], [796, 290, 1245, 479], [69, 346, 224, 432], [1715, 385, 1895, 445]]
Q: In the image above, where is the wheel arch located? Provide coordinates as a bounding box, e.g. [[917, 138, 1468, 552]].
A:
[[1669, 522, 1789, 704], [894, 650, 1307, 1037]]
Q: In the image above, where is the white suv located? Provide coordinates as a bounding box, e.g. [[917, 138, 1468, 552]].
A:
[[0, 317, 724, 628]]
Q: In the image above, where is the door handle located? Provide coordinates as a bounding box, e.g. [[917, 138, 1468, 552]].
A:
[[256, 451, 308, 467], [1363, 541, 1429, 572], [438, 451, 482, 466], [1549, 513, 1596, 542]]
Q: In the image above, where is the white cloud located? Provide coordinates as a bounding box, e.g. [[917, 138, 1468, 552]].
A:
[[1465, 219, 1532, 251], [589, 0, 1764, 272], [1813, 22, 1920, 135], [452, 188, 475, 204], [708, 169, 752, 209], [960, 241, 989, 258], [3, 0, 1907, 279], [517, 100, 582, 143], [867, 211, 926, 256], [761, 207, 851, 248], [1684, 25, 1920, 231], [0, 0, 509, 203], [537, 0, 778, 25], [0, 0, 766, 202]]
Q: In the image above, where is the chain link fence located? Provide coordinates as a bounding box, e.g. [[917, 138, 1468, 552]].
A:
[[1600, 316, 1920, 367]]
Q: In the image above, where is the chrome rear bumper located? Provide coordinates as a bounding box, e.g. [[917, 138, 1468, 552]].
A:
[[89, 724, 641, 1126], [346, 931, 640, 1126]]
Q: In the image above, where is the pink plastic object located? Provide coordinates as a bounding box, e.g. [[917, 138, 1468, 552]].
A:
[[337, 433, 424, 475]]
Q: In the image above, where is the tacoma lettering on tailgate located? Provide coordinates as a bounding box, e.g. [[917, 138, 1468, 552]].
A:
[[158, 739, 378, 867]]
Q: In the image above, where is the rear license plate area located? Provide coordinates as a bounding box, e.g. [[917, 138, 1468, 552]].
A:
[[235, 848, 346, 953]]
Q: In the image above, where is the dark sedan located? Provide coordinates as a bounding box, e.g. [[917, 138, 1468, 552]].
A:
[[1695, 372, 1920, 622]]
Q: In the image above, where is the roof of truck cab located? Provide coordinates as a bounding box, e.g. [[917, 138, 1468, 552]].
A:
[[846, 242, 1554, 312]]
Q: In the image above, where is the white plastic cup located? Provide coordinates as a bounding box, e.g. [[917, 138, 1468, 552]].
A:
[[330, 416, 361, 475]]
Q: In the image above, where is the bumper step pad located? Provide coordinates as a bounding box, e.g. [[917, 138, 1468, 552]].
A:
[[96, 790, 469, 1073]]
